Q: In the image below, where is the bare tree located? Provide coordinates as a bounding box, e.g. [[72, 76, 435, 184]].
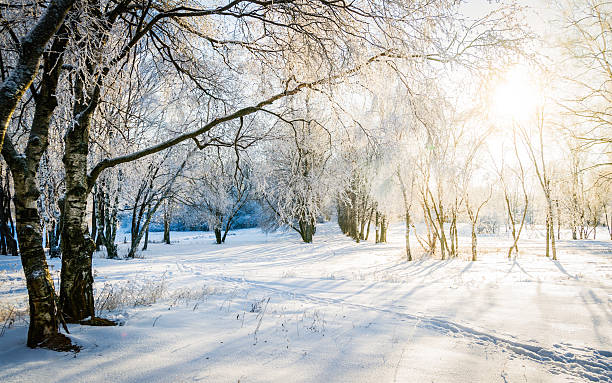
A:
[[555, 0, 612, 178], [520, 111, 557, 260], [180, 148, 252, 244]]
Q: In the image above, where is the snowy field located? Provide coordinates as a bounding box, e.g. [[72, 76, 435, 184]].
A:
[[0, 223, 611, 382]]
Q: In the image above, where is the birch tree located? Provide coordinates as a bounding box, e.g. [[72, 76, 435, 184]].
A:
[[0, 0, 75, 149], [520, 111, 558, 260]]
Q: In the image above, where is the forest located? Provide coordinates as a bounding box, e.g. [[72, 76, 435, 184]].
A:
[[0, 0, 610, 382]]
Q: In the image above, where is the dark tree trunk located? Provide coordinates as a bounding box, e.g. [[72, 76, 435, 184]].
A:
[[142, 204, 152, 251], [94, 191, 103, 251], [163, 210, 170, 244], [297, 217, 315, 243], [90, 190, 97, 246], [221, 222, 229, 243], [142, 223, 150, 250], [102, 186, 119, 259], [214, 227, 222, 244], [48, 220, 61, 258], [0, 166, 17, 256]]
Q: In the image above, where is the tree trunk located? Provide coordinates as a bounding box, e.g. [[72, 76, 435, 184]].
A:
[[556, 201, 561, 240], [405, 210, 412, 261], [545, 211, 550, 258], [0, 0, 76, 149], [375, 211, 380, 243], [59, 149, 96, 323], [547, 198, 557, 260], [0, 171, 17, 256], [90, 190, 97, 246], [13, 178, 67, 348], [59, 74, 99, 323], [94, 186, 104, 251], [142, 223, 150, 250], [379, 214, 388, 243], [297, 217, 315, 243], [163, 211, 170, 244], [365, 207, 373, 241], [48, 221, 61, 258], [352, 206, 360, 243], [222, 219, 231, 244], [453, 216, 459, 257], [1, 24, 76, 348], [438, 217, 446, 260], [471, 223, 477, 261], [59, 5, 119, 325], [214, 227, 222, 244]]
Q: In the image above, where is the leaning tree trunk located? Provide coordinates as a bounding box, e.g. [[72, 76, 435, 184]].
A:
[[365, 207, 374, 241], [0, 0, 76, 149]]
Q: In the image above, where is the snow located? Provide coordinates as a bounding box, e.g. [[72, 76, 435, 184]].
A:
[[0, 223, 610, 382]]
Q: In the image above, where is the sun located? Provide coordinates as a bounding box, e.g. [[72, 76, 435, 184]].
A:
[[491, 65, 542, 122]]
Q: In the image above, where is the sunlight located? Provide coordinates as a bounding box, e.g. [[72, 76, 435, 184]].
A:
[[491, 65, 543, 122]]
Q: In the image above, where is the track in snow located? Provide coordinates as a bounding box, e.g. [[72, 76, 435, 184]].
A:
[[211, 274, 612, 382]]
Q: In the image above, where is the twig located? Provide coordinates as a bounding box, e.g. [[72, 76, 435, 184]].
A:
[[253, 297, 270, 344], [0, 307, 14, 337]]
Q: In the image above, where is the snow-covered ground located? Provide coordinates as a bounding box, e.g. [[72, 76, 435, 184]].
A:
[[0, 223, 611, 382]]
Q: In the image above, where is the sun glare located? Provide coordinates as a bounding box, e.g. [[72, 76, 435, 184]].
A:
[[491, 65, 542, 122]]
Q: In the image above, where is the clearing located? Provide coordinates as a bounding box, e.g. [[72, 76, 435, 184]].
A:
[[0, 223, 611, 382]]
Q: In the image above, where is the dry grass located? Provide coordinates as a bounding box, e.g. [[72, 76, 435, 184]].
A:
[[0, 300, 28, 336], [95, 276, 167, 312]]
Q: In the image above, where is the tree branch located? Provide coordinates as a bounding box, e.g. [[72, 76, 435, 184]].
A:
[[87, 49, 396, 191]]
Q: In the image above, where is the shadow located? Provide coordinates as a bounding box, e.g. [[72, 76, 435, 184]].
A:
[[551, 260, 578, 280]]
